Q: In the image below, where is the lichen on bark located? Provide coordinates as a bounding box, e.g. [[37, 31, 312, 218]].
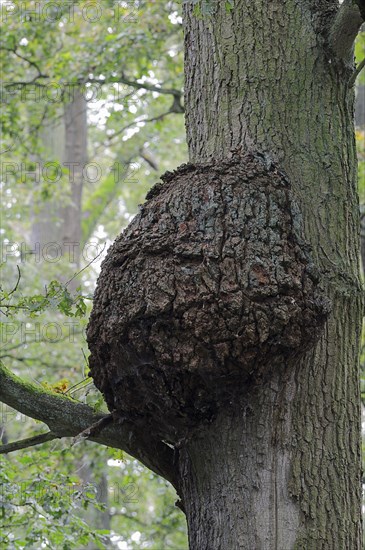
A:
[[87, 153, 330, 442]]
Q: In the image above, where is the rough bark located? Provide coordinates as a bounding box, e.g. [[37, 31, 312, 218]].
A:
[[179, 1, 363, 548], [0, 360, 177, 487], [361, 209, 365, 275], [87, 154, 329, 444], [80, 0, 365, 547], [329, 0, 364, 60]]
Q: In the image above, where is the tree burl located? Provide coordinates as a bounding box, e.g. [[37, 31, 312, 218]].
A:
[[87, 153, 329, 443]]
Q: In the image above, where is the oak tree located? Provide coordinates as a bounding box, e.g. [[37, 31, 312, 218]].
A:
[[1, 1, 364, 548]]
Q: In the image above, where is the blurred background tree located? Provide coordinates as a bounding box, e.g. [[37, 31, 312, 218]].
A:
[[1, 1, 187, 547]]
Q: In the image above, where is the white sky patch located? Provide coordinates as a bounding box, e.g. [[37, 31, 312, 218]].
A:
[[107, 458, 126, 469], [88, 99, 110, 126], [122, 127, 140, 141], [96, 224, 107, 239], [169, 11, 182, 25], [138, 72, 159, 85], [131, 532, 141, 543]]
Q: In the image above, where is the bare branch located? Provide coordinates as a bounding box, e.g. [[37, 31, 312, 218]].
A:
[[88, 73, 182, 98], [329, 0, 365, 60], [0, 360, 177, 487], [349, 57, 365, 86], [0, 46, 49, 84], [8, 266, 21, 297], [0, 431, 58, 454], [139, 148, 159, 171], [106, 105, 184, 147], [64, 244, 106, 289]]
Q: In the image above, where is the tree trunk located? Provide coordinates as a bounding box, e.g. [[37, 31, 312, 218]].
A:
[[179, 1, 363, 548], [31, 89, 88, 270], [61, 90, 87, 267]]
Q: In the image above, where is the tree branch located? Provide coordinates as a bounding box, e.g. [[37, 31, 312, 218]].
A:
[[356, 0, 365, 19], [329, 0, 365, 60], [349, 57, 365, 86], [72, 413, 114, 444], [105, 104, 184, 146], [0, 431, 58, 454], [7, 265, 21, 297], [0, 46, 49, 84], [139, 147, 159, 171], [0, 360, 177, 488], [88, 73, 182, 98]]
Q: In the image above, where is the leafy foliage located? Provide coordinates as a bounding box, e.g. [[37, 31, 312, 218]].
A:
[[0, 1, 188, 547], [0, 450, 109, 549]]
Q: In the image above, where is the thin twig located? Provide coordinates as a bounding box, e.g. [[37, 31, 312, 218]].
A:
[[72, 413, 114, 445], [7, 266, 21, 297], [105, 108, 182, 146], [0, 46, 49, 83], [66, 376, 92, 395], [65, 243, 106, 289], [87, 73, 182, 98], [349, 57, 365, 87]]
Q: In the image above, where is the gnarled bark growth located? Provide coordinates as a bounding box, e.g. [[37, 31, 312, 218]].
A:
[[87, 153, 329, 443]]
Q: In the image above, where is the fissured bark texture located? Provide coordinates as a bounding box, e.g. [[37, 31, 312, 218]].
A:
[[87, 153, 329, 442]]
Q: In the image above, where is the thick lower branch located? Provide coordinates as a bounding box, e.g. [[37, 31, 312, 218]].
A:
[[0, 361, 177, 487], [329, 0, 364, 60]]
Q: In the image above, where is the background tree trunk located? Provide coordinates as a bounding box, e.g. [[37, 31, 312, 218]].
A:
[[30, 91, 112, 535], [179, 1, 363, 547], [31, 89, 88, 270]]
